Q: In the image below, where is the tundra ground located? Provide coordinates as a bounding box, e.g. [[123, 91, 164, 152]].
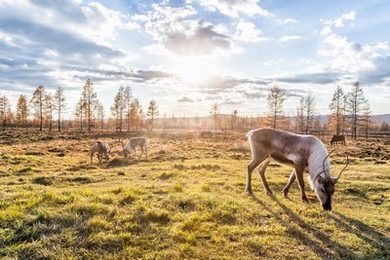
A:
[[0, 134, 389, 259]]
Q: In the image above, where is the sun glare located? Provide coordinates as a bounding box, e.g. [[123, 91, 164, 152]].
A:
[[173, 57, 219, 84]]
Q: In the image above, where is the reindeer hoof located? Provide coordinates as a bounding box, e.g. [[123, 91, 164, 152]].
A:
[[266, 191, 274, 196], [282, 191, 288, 198], [302, 197, 309, 203], [245, 189, 253, 195]]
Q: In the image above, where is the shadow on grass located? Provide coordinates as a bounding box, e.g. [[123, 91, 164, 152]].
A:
[[250, 194, 359, 258], [329, 212, 390, 258]]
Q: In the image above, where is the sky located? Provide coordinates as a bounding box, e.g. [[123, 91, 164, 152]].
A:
[[1, 0, 390, 118]]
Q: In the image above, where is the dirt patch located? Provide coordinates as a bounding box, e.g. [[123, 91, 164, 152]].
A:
[[33, 176, 53, 186], [65, 177, 92, 184], [24, 151, 47, 156], [106, 158, 137, 168], [66, 164, 98, 172]]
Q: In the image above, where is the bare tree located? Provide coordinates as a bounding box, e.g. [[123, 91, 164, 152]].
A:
[[163, 113, 168, 134], [346, 81, 369, 139], [31, 85, 46, 131], [329, 86, 345, 135], [96, 101, 105, 129], [304, 92, 315, 134], [111, 86, 126, 132], [123, 86, 132, 132], [231, 109, 238, 130], [361, 102, 372, 139], [296, 97, 305, 133], [16, 95, 28, 127], [75, 97, 86, 132], [81, 79, 98, 132], [342, 96, 347, 135], [0, 95, 11, 128], [296, 93, 316, 134], [266, 85, 285, 129], [210, 103, 218, 133], [129, 98, 142, 131], [44, 93, 54, 132], [53, 87, 66, 132], [147, 99, 159, 134]]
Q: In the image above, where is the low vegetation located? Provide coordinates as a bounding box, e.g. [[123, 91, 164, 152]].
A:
[[0, 133, 389, 259]]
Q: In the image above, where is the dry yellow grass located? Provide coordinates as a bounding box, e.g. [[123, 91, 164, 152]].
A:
[[0, 133, 389, 259]]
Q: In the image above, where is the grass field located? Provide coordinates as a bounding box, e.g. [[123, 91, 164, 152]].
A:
[[0, 134, 389, 259]]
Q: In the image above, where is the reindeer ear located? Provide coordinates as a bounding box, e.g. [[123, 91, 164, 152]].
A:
[[331, 177, 339, 184]]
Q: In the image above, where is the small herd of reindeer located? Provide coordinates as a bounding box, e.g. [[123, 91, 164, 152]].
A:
[[89, 130, 348, 211], [90, 137, 149, 163]]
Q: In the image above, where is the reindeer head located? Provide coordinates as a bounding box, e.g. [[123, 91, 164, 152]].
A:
[[120, 141, 133, 158], [103, 143, 110, 160], [314, 152, 349, 211]]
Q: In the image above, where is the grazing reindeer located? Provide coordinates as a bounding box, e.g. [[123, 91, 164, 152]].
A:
[[122, 137, 149, 159], [200, 131, 213, 138], [331, 135, 346, 146], [90, 141, 110, 163], [246, 128, 348, 211]]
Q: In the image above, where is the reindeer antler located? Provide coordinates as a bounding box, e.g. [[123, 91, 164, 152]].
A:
[[116, 131, 125, 149], [322, 150, 335, 174], [335, 153, 349, 181]]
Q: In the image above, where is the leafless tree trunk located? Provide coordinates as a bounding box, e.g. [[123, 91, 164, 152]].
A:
[[54, 86, 66, 132], [346, 81, 369, 139], [31, 85, 46, 131], [266, 85, 285, 129]]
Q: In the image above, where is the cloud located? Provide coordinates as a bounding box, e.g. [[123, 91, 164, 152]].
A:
[[129, 69, 173, 83], [59, 66, 174, 83], [199, 0, 271, 17], [0, 0, 142, 92], [0, 0, 137, 43], [178, 97, 194, 102], [234, 19, 267, 42], [222, 98, 244, 105], [276, 72, 341, 84], [197, 76, 307, 105], [326, 11, 356, 28], [320, 11, 356, 36], [277, 18, 298, 24], [165, 21, 232, 55], [137, 4, 234, 56], [313, 11, 390, 86], [278, 35, 301, 42], [198, 76, 269, 95]]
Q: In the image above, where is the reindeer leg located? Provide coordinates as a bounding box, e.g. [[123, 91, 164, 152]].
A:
[[246, 158, 263, 194], [91, 152, 94, 164], [258, 159, 272, 196], [282, 170, 296, 198], [138, 147, 144, 160], [295, 166, 308, 203]]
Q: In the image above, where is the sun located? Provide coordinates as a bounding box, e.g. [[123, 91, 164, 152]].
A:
[[173, 57, 219, 84]]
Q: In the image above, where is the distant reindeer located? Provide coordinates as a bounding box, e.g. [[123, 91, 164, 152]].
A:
[[90, 141, 110, 163], [331, 135, 346, 146], [246, 128, 349, 211], [200, 131, 213, 138], [122, 137, 149, 159]]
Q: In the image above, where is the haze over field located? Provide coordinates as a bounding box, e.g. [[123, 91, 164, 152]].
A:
[[1, 0, 390, 117], [1, 2, 390, 258]]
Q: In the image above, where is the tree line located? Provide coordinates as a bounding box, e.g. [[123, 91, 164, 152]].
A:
[[0, 79, 382, 138], [208, 81, 373, 140], [0, 79, 159, 133]]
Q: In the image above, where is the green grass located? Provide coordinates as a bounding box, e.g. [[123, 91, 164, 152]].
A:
[[0, 138, 389, 259]]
